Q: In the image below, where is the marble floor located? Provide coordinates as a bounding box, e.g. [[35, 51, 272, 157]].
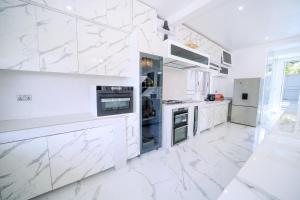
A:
[[33, 123, 264, 200]]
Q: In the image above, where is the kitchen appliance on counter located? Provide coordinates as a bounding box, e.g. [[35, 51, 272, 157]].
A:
[[206, 94, 215, 101], [172, 107, 188, 145], [215, 94, 224, 101], [140, 53, 163, 154], [96, 86, 133, 116], [231, 78, 263, 127]]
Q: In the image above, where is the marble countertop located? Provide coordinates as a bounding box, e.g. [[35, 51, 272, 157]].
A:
[[218, 102, 300, 200], [0, 112, 133, 134], [163, 100, 230, 109]]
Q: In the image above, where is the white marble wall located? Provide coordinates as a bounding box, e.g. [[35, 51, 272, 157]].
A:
[[0, 138, 52, 200], [47, 125, 115, 189]]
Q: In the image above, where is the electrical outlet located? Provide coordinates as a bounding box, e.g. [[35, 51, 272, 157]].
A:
[[17, 95, 32, 102]]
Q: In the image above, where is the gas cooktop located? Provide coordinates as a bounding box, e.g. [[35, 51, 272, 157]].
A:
[[162, 100, 184, 105]]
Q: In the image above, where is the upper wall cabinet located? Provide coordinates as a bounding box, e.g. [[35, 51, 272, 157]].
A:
[[0, 0, 133, 77], [77, 20, 132, 77], [32, 0, 132, 31], [36, 7, 78, 73], [133, 0, 164, 56], [175, 25, 223, 65], [0, 1, 39, 71]]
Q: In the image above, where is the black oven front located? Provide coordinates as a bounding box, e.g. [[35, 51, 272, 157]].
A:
[[97, 86, 133, 116], [172, 107, 188, 145]]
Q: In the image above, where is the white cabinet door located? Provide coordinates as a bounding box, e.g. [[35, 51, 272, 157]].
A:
[[126, 114, 140, 159], [47, 125, 114, 189], [0, 138, 52, 200], [198, 107, 214, 132], [214, 104, 228, 126], [77, 19, 131, 77]]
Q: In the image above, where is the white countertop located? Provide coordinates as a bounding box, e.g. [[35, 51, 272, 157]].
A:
[[218, 102, 300, 200], [0, 113, 133, 134], [0, 113, 134, 144], [163, 100, 230, 109]]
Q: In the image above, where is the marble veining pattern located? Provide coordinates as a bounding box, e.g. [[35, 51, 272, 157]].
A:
[[47, 125, 115, 189], [36, 6, 78, 73], [76, 19, 131, 76], [126, 114, 140, 159], [132, 0, 164, 56], [0, 0, 39, 71], [175, 25, 223, 64], [33, 123, 258, 200], [0, 138, 52, 200], [29, 0, 132, 31]]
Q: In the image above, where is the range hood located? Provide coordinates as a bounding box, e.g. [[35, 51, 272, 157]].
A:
[[163, 40, 210, 70]]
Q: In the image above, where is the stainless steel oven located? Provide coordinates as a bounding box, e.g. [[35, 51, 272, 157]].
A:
[[172, 107, 188, 145], [97, 86, 133, 116]]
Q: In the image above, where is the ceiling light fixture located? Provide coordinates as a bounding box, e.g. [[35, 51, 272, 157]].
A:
[[237, 6, 244, 11], [66, 5, 72, 11]]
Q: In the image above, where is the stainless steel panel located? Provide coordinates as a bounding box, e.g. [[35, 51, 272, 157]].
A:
[[231, 105, 258, 127], [232, 78, 261, 107]]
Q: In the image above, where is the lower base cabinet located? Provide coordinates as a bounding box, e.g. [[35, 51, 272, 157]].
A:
[[198, 107, 214, 132], [198, 103, 229, 132], [125, 114, 140, 159], [0, 138, 52, 200], [213, 104, 229, 126], [47, 125, 115, 189]]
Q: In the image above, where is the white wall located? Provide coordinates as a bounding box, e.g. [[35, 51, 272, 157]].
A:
[[219, 36, 300, 98], [0, 70, 138, 121], [163, 67, 187, 100]]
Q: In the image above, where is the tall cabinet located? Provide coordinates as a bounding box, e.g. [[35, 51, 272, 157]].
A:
[[140, 53, 163, 154]]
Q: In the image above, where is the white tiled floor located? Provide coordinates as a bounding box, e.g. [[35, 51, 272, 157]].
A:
[[33, 123, 264, 200]]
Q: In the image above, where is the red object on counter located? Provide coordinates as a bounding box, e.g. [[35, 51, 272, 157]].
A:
[[215, 94, 224, 101]]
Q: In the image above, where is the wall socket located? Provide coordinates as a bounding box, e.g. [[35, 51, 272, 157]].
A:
[[17, 94, 32, 101]]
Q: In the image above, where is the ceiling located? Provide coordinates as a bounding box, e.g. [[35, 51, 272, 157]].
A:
[[140, 0, 300, 50]]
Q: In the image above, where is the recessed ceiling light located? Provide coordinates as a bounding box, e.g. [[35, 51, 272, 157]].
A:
[[238, 6, 244, 11], [265, 36, 270, 40], [66, 5, 72, 11]]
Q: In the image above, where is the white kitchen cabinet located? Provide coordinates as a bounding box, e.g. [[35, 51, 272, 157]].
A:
[[47, 125, 115, 189], [213, 104, 228, 126], [77, 19, 131, 77], [125, 113, 140, 159], [198, 107, 214, 132], [0, 138, 52, 200]]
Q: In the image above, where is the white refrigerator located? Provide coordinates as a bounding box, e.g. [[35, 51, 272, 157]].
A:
[[231, 78, 263, 127]]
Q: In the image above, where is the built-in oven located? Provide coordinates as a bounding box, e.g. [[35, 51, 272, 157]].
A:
[[172, 107, 188, 145], [97, 86, 133, 116]]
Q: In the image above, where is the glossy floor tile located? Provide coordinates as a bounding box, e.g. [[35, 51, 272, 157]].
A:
[[33, 122, 263, 200]]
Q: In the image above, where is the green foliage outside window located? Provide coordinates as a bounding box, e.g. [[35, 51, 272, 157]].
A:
[[285, 61, 300, 75]]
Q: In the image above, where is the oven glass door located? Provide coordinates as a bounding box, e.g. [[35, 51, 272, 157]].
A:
[[101, 98, 131, 111], [173, 125, 188, 145], [174, 112, 188, 127]]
